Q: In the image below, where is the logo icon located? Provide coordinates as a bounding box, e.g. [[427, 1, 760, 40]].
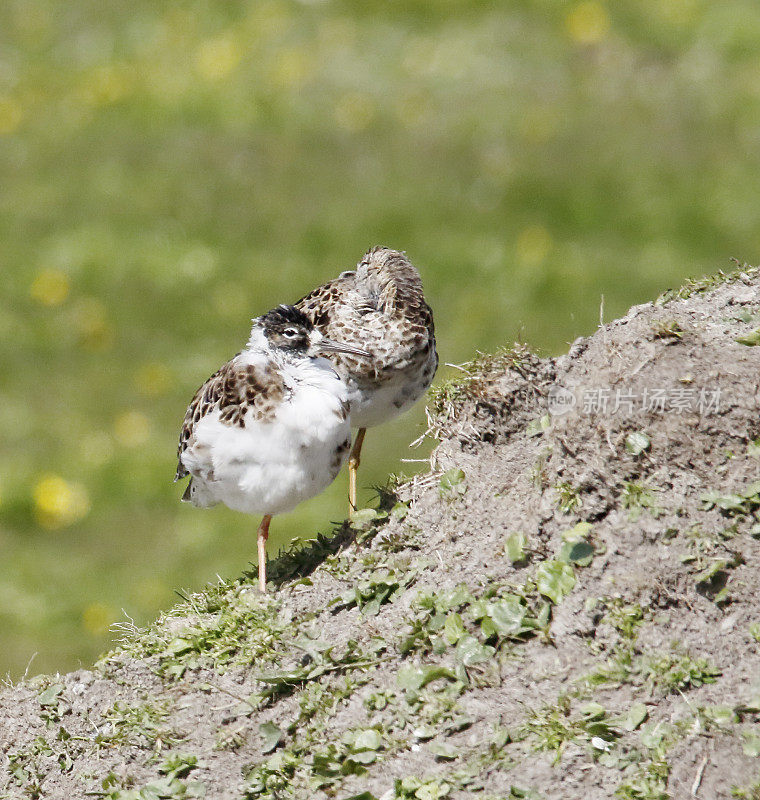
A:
[[547, 384, 576, 416]]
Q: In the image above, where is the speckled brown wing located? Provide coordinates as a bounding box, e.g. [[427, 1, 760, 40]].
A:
[[295, 273, 365, 329], [175, 357, 286, 481], [295, 277, 372, 379]]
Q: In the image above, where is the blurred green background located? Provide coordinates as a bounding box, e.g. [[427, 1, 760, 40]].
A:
[[1, 0, 759, 678]]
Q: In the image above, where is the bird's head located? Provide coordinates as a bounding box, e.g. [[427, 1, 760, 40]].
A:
[[256, 305, 370, 359]]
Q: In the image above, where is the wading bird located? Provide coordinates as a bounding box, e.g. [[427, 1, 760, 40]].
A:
[[296, 247, 437, 513], [175, 305, 369, 592]]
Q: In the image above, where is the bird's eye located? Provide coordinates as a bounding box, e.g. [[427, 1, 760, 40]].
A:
[[283, 327, 299, 338]]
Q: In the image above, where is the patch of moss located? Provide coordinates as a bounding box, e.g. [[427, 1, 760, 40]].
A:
[[101, 698, 182, 750], [426, 345, 537, 436], [655, 261, 758, 305], [104, 584, 287, 680]]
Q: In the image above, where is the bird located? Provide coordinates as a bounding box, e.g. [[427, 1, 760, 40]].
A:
[[175, 304, 370, 592], [295, 246, 437, 514]]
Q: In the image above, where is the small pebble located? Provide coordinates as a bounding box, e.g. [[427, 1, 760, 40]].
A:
[[720, 613, 738, 632]]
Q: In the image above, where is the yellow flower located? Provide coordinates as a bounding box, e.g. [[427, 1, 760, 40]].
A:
[[0, 96, 23, 135], [82, 603, 115, 635], [659, 0, 699, 26], [566, 1, 610, 45], [30, 269, 70, 307], [77, 63, 134, 106], [268, 48, 310, 90], [114, 411, 151, 448], [520, 106, 560, 144], [134, 362, 172, 397], [195, 34, 242, 81], [134, 578, 169, 610], [516, 225, 553, 269], [33, 474, 91, 529], [335, 92, 375, 133]]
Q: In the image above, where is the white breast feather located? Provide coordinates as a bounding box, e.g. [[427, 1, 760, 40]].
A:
[[181, 356, 350, 515]]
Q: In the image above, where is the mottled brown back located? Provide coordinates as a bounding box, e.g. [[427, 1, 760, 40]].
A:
[[175, 359, 285, 480]]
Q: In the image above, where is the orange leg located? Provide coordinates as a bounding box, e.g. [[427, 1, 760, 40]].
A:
[[348, 428, 366, 515], [257, 514, 272, 593]]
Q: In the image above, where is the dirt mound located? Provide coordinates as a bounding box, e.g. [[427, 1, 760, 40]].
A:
[[3, 266, 760, 799]]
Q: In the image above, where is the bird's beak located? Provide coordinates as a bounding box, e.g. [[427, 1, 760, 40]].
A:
[[319, 338, 371, 358]]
